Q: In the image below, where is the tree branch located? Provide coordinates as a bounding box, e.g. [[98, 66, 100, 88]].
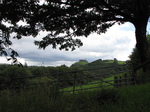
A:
[[100, 0, 133, 22]]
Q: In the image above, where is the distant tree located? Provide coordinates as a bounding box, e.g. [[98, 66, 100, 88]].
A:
[[30, 66, 49, 76], [0, 0, 150, 71], [113, 58, 118, 65], [0, 65, 31, 89], [129, 48, 140, 67]]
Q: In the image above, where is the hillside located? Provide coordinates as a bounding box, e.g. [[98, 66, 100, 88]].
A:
[[71, 59, 89, 67], [71, 59, 126, 68], [70, 59, 127, 78]]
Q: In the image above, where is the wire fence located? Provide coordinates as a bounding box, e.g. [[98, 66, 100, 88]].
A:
[[59, 71, 135, 93], [0, 64, 135, 92]]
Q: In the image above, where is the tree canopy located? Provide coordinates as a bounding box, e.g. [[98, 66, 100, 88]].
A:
[[0, 0, 38, 64], [0, 0, 150, 67]]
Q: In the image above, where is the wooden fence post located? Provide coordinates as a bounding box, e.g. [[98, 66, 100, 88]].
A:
[[131, 63, 137, 84], [73, 72, 77, 94], [119, 76, 122, 87], [124, 73, 127, 86], [131, 77, 135, 85], [114, 76, 118, 88]]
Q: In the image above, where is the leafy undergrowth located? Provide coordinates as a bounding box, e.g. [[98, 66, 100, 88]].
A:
[[0, 83, 150, 112]]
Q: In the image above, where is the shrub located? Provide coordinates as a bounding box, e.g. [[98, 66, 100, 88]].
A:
[[0, 65, 31, 89], [96, 88, 120, 104], [0, 84, 65, 112]]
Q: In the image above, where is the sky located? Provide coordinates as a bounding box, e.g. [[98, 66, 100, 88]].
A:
[[0, 22, 142, 67]]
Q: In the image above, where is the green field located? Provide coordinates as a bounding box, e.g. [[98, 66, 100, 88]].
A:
[[0, 82, 150, 112], [61, 75, 118, 93], [105, 60, 126, 64], [60, 72, 127, 93]]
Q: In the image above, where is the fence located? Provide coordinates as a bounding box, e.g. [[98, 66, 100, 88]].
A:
[[54, 64, 135, 93], [59, 77, 135, 93], [0, 64, 135, 92], [58, 66, 135, 93]]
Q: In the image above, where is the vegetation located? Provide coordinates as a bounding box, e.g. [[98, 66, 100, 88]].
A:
[[0, 82, 150, 112], [1, 1, 150, 111], [128, 35, 150, 83], [69, 83, 150, 112], [71, 60, 89, 67], [0, 65, 31, 89], [128, 35, 150, 69], [0, 58, 127, 90], [0, 58, 149, 112]]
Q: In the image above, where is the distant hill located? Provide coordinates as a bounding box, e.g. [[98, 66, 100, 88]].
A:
[[71, 58, 126, 78], [71, 59, 126, 68], [71, 59, 89, 67]]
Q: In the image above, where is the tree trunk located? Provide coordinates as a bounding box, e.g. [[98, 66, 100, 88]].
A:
[[133, 16, 149, 71]]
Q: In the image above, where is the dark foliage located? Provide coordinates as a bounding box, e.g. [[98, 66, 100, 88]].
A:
[[0, 65, 31, 89], [0, 0, 150, 67], [97, 89, 120, 104], [128, 35, 150, 82], [0, 59, 128, 90]]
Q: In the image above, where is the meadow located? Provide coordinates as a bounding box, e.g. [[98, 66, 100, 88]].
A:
[[61, 72, 128, 93], [0, 62, 148, 112], [0, 81, 150, 112]]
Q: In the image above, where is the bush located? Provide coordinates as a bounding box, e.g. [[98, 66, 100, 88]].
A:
[[0, 65, 31, 89], [96, 88, 120, 104], [0, 84, 65, 112]]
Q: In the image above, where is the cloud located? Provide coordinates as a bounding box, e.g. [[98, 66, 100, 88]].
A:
[[77, 23, 136, 61], [0, 22, 136, 66]]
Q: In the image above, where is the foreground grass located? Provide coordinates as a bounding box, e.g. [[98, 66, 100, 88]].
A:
[[0, 85, 65, 112], [64, 83, 150, 112], [0, 83, 150, 112]]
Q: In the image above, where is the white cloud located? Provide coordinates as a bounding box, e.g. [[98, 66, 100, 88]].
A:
[[0, 57, 11, 64], [77, 23, 136, 61], [0, 22, 136, 66]]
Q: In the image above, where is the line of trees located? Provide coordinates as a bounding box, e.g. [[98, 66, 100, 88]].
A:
[[0, 59, 127, 90]]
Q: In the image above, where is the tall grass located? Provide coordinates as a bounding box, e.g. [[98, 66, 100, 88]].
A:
[[0, 83, 150, 112], [63, 83, 150, 112], [117, 83, 150, 112], [0, 85, 65, 112]]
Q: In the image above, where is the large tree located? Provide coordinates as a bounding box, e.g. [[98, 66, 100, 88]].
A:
[[33, 0, 150, 69], [0, 0, 150, 68]]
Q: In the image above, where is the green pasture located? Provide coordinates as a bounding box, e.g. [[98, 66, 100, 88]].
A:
[[1, 82, 150, 112], [60, 72, 130, 93], [105, 60, 126, 64], [61, 76, 115, 93]]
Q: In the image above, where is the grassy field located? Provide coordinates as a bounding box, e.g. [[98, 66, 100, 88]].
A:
[[61, 76, 115, 93], [64, 83, 150, 112], [104, 60, 126, 64], [61, 73, 125, 93], [0, 83, 150, 112]]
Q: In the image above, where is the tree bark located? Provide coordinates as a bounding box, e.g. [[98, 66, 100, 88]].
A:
[[133, 16, 149, 71]]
